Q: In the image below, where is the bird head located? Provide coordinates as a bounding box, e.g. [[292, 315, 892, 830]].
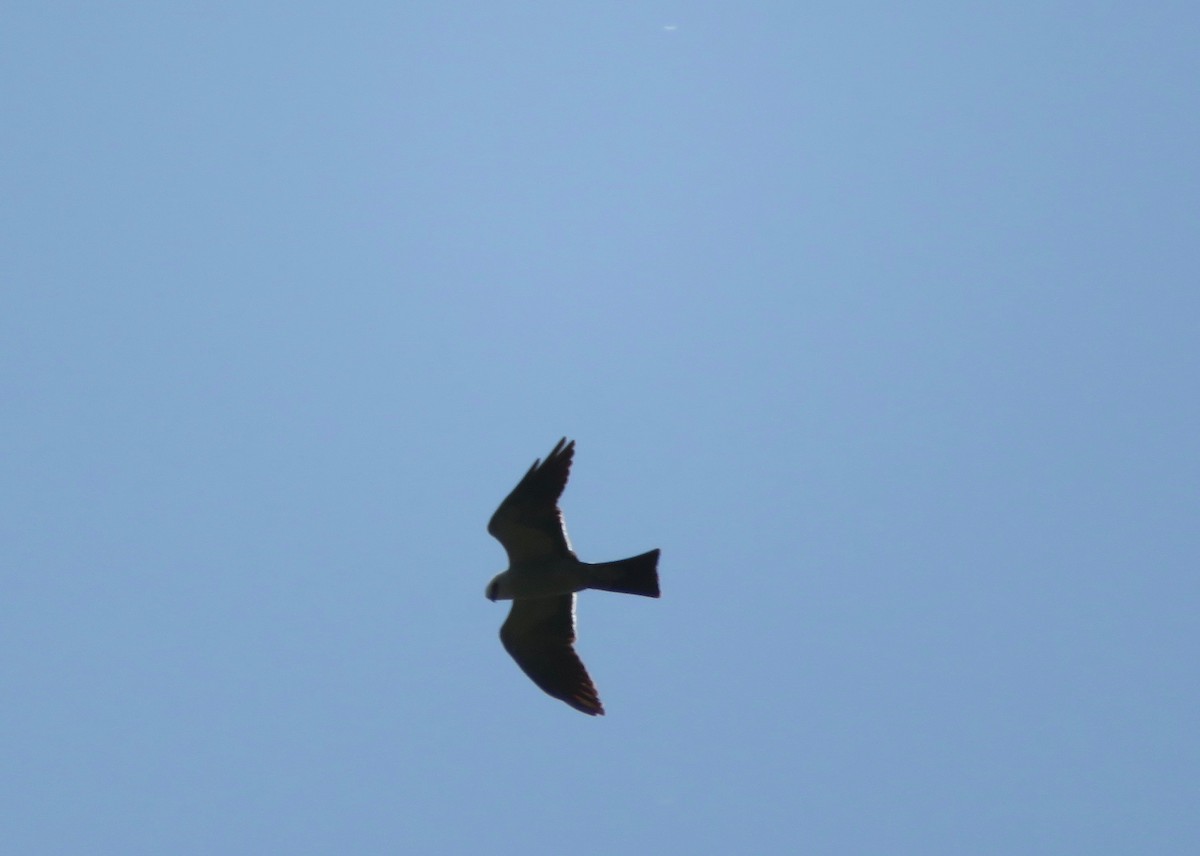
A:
[[485, 574, 507, 602]]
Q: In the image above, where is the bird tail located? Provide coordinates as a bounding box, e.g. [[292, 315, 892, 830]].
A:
[[586, 549, 661, 598]]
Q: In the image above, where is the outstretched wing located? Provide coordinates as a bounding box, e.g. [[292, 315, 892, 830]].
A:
[[488, 438, 575, 566], [499, 594, 603, 716]]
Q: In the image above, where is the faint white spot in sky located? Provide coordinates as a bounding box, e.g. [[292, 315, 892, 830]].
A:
[[663, 24, 678, 31]]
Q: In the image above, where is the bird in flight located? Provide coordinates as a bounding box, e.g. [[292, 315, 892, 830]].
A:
[[485, 438, 660, 715]]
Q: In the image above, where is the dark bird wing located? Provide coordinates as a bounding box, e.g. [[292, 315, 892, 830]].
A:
[[488, 438, 575, 566], [500, 594, 603, 716]]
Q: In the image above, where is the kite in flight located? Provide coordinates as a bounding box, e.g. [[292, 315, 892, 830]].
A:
[[485, 438, 660, 715]]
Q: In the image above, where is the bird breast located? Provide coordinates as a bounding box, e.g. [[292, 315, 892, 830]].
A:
[[499, 557, 588, 599]]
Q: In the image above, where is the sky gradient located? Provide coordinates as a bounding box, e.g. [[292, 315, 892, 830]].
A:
[[3, 4, 1198, 854]]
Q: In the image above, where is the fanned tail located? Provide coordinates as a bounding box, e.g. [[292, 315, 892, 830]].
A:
[[585, 549, 661, 598]]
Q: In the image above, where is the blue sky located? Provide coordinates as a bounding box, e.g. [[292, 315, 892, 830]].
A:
[[2, 3, 1197, 853]]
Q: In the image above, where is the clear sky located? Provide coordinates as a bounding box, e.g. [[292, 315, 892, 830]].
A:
[[2, 3, 1197, 854]]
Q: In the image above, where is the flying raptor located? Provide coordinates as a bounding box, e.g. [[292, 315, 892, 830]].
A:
[[485, 438, 660, 715]]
